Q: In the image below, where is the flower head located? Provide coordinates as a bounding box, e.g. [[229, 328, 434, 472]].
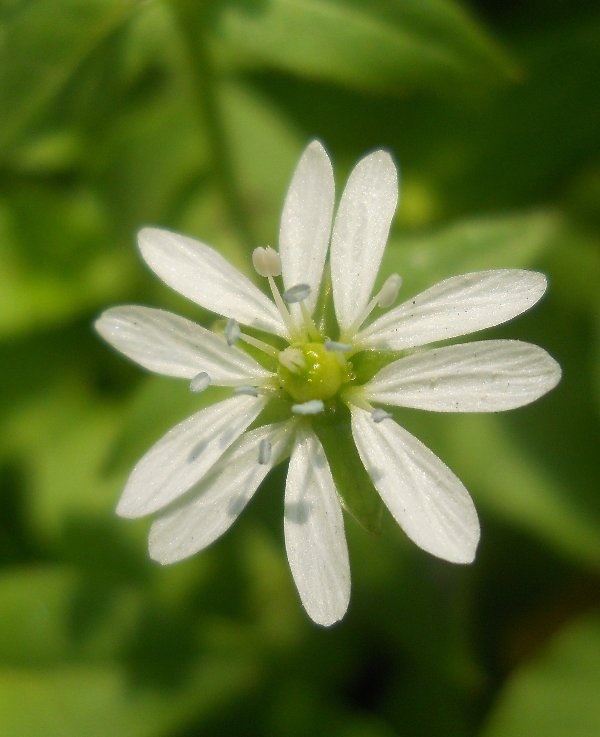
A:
[[96, 141, 561, 626]]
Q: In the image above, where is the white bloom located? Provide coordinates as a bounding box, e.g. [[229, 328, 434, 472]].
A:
[[96, 141, 561, 626]]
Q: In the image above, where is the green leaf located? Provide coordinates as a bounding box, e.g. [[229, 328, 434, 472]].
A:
[[382, 210, 561, 297], [3, 386, 125, 539], [482, 614, 600, 737], [0, 188, 135, 338], [211, 0, 516, 94], [0, 0, 136, 154], [0, 656, 259, 737], [440, 414, 600, 568], [0, 567, 79, 666], [0, 566, 143, 666]]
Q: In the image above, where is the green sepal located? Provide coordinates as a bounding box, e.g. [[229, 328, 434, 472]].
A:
[[351, 349, 407, 384], [312, 265, 338, 339], [313, 402, 384, 534]]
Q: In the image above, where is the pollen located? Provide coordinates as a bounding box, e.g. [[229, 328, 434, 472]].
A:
[[277, 342, 351, 403]]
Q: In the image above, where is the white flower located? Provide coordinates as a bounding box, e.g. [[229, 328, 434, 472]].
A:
[[96, 141, 561, 626]]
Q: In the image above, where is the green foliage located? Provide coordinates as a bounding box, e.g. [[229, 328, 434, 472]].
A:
[[0, 1, 598, 736], [483, 614, 600, 737]]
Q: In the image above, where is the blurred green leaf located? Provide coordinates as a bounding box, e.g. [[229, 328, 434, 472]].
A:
[[0, 188, 135, 337], [0, 656, 259, 737], [442, 414, 600, 568], [482, 613, 600, 737], [211, 0, 516, 94], [0, 567, 78, 666], [382, 210, 561, 296], [4, 386, 123, 540], [0, 0, 136, 154], [0, 566, 144, 666]]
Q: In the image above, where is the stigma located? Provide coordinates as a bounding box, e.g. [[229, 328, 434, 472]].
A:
[[277, 342, 351, 403]]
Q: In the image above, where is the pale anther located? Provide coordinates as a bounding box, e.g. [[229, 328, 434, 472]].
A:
[[234, 385, 259, 397], [258, 439, 272, 465], [225, 318, 240, 346], [279, 347, 307, 374], [252, 246, 282, 277], [292, 399, 325, 415], [371, 408, 392, 423], [283, 283, 311, 303], [376, 273, 402, 308], [190, 371, 210, 393], [325, 340, 353, 353]]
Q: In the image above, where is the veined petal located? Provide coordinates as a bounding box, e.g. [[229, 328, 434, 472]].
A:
[[284, 427, 350, 626], [95, 305, 273, 384], [357, 270, 547, 350], [138, 228, 286, 337], [149, 422, 294, 564], [364, 340, 561, 412], [351, 407, 479, 563], [331, 150, 398, 333], [117, 395, 267, 518], [280, 141, 335, 315]]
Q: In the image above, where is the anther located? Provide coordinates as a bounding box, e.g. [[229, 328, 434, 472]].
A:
[[283, 283, 311, 303], [234, 386, 260, 397], [279, 347, 307, 374], [376, 273, 402, 308], [190, 371, 211, 393], [371, 408, 392, 423], [225, 318, 240, 346], [343, 272, 403, 341], [325, 340, 353, 353], [252, 246, 282, 277], [258, 439, 272, 465], [292, 399, 324, 415]]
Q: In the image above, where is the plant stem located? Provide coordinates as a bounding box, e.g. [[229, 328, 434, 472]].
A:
[[171, 3, 254, 253]]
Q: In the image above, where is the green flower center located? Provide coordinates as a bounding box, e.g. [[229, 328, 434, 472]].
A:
[[277, 342, 352, 403]]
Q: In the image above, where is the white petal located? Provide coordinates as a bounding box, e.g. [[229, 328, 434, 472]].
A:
[[95, 306, 273, 384], [279, 141, 335, 315], [284, 427, 350, 626], [357, 270, 547, 350], [138, 228, 286, 336], [117, 395, 267, 518], [364, 340, 561, 412], [351, 407, 479, 563], [149, 422, 294, 564], [331, 150, 398, 332]]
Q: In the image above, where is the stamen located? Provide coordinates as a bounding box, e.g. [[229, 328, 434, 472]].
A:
[[251, 247, 303, 339], [268, 275, 300, 341], [325, 340, 353, 353], [190, 371, 211, 393], [371, 408, 392, 423], [279, 347, 307, 374], [342, 272, 403, 340], [239, 333, 279, 359], [376, 273, 402, 308], [258, 439, 272, 465], [283, 283, 311, 303], [252, 246, 281, 277], [291, 399, 324, 415], [300, 301, 321, 341], [225, 318, 241, 346], [234, 385, 260, 397]]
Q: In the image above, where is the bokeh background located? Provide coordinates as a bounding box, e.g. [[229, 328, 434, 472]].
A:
[[1, 1, 599, 735]]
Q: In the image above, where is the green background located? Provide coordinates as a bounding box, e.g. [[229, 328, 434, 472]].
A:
[[1, 1, 599, 735]]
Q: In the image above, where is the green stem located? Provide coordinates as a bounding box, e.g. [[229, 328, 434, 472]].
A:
[[171, 3, 254, 253]]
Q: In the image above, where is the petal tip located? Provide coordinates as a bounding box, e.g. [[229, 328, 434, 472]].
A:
[[115, 497, 140, 519]]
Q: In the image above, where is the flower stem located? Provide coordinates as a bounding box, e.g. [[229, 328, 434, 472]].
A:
[[171, 3, 254, 254]]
